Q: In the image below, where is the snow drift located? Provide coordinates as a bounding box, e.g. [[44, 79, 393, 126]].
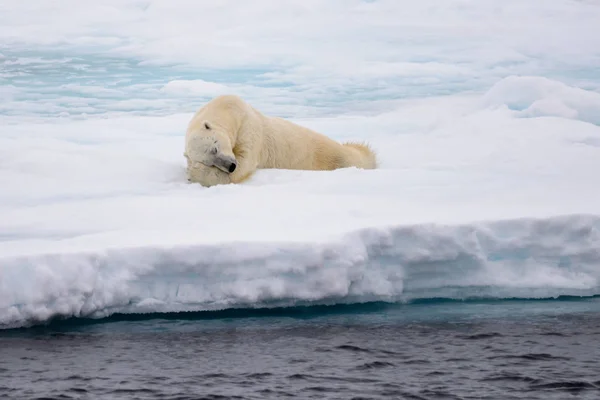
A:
[[2, 214, 600, 330]]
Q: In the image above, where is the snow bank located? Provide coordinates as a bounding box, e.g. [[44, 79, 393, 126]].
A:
[[2, 214, 599, 330]]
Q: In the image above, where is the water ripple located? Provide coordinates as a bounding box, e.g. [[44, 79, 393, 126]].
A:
[[2, 311, 599, 400]]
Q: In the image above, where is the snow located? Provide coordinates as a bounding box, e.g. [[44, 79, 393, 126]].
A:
[[483, 76, 600, 125], [1, 1, 600, 329], [2, 215, 600, 329]]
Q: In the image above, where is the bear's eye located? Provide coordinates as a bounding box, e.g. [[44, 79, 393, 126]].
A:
[[210, 147, 218, 155], [204, 122, 211, 130]]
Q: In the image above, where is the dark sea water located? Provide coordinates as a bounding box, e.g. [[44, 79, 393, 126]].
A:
[[1, 299, 600, 400]]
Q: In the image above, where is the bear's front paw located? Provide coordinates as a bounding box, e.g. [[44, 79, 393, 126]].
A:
[[187, 163, 231, 187]]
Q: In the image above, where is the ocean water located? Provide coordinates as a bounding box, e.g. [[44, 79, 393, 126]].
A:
[[2, 1, 600, 398], [2, 299, 600, 399]]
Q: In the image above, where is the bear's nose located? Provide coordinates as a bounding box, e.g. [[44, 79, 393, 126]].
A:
[[228, 162, 237, 173]]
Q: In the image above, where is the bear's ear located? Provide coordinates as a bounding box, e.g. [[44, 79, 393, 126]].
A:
[[204, 121, 211, 130]]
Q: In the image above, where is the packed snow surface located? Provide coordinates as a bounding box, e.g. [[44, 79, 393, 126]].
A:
[[1, 1, 600, 328]]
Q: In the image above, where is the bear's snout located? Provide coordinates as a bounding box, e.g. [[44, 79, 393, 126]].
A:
[[212, 154, 237, 174]]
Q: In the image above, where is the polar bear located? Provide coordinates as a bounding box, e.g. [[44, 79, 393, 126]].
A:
[[184, 95, 377, 187]]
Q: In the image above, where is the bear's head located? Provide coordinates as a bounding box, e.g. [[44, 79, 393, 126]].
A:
[[185, 121, 237, 174]]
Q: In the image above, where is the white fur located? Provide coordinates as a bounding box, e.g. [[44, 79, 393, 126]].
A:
[[184, 95, 377, 187]]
